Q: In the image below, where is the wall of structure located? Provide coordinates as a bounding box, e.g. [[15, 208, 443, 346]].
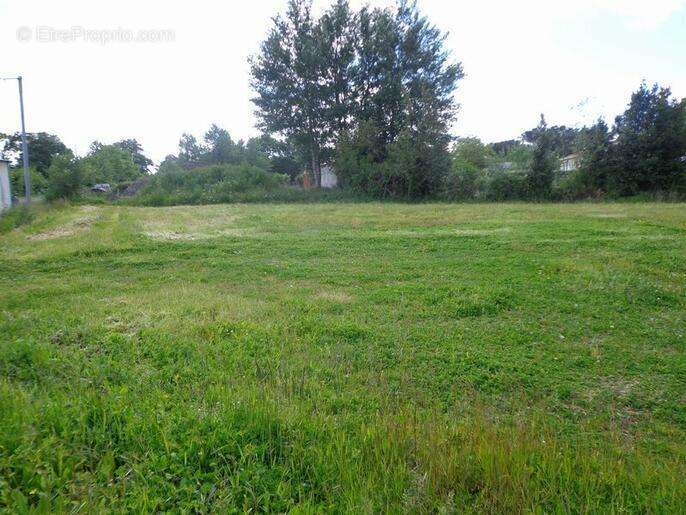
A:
[[0, 161, 12, 211], [321, 165, 338, 188]]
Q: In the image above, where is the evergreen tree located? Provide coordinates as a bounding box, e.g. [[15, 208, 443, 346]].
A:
[[578, 118, 612, 192], [610, 82, 686, 194], [178, 134, 204, 169], [526, 114, 556, 199], [203, 124, 240, 165]]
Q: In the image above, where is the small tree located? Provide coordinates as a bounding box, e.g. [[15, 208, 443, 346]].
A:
[[578, 118, 612, 193], [526, 114, 556, 199], [203, 125, 241, 165], [45, 154, 83, 200], [115, 139, 153, 174], [81, 144, 141, 184]]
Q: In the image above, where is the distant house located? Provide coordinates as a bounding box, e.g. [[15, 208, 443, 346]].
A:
[[560, 153, 580, 172], [498, 161, 514, 170], [300, 165, 339, 189]]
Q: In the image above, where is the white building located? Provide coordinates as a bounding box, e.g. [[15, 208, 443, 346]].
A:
[[560, 153, 580, 172], [0, 160, 12, 211], [320, 164, 338, 188]]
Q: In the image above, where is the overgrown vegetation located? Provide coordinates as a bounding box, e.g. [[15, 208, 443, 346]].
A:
[[448, 84, 686, 201], [1, 202, 685, 511], [2, 4, 684, 204], [0, 134, 151, 200], [132, 163, 355, 205]]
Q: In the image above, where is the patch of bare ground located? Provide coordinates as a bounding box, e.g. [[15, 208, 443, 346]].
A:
[[316, 290, 354, 303], [27, 215, 97, 241]]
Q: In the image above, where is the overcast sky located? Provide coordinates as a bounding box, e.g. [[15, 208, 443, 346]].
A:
[[1, 0, 685, 165]]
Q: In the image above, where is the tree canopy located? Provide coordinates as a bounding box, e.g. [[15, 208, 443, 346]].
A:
[[250, 0, 463, 193]]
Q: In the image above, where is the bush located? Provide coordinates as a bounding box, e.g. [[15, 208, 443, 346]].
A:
[[9, 167, 47, 197], [80, 144, 143, 185], [45, 155, 84, 201], [482, 169, 528, 201], [444, 164, 482, 200], [552, 169, 604, 200], [133, 164, 292, 205], [336, 122, 452, 200]]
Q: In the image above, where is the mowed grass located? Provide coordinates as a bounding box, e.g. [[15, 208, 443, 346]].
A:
[[1, 202, 685, 512]]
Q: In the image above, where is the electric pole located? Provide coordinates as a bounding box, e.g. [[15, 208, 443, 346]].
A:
[[18, 77, 30, 203], [1, 76, 30, 203]]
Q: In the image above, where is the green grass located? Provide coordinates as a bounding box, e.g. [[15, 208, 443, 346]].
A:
[[1, 202, 685, 512]]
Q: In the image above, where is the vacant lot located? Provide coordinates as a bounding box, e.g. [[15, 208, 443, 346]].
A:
[[1, 202, 685, 512]]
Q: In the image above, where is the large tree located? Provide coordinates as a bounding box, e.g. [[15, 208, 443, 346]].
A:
[[0, 132, 70, 175], [81, 143, 142, 185], [577, 118, 612, 192], [250, 0, 330, 186], [250, 0, 462, 193], [610, 82, 686, 194]]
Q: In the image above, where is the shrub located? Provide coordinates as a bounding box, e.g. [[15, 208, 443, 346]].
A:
[[9, 167, 47, 196], [444, 164, 482, 200], [134, 164, 291, 205], [45, 155, 84, 201], [335, 122, 452, 200], [552, 169, 603, 200], [80, 144, 142, 185], [482, 169, 528, 201]]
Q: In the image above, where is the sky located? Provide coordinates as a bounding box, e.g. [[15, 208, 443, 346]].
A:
[[1, 0, 685, 166]]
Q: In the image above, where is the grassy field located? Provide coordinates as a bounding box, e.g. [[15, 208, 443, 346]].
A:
[[1, 202, 685, 512]]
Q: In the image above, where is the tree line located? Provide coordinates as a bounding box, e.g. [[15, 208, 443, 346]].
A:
[[450, 83, 686, 201], [2, 0, 684, 203], [0, 133, 152, 200]]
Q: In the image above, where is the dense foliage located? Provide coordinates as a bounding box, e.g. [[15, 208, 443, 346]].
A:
[[135, 164, 305, 205], [159, 126, 301, 180], [251, 0, 462, 195], [0, 132, 70, 174], [44, 155, 85, 201], [449, 82, 686, 201], [0, 133, 153, 201]]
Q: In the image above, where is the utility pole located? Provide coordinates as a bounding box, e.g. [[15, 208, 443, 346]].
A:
[[18, 77, 30, 203], [1, 76, 30, 202]]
